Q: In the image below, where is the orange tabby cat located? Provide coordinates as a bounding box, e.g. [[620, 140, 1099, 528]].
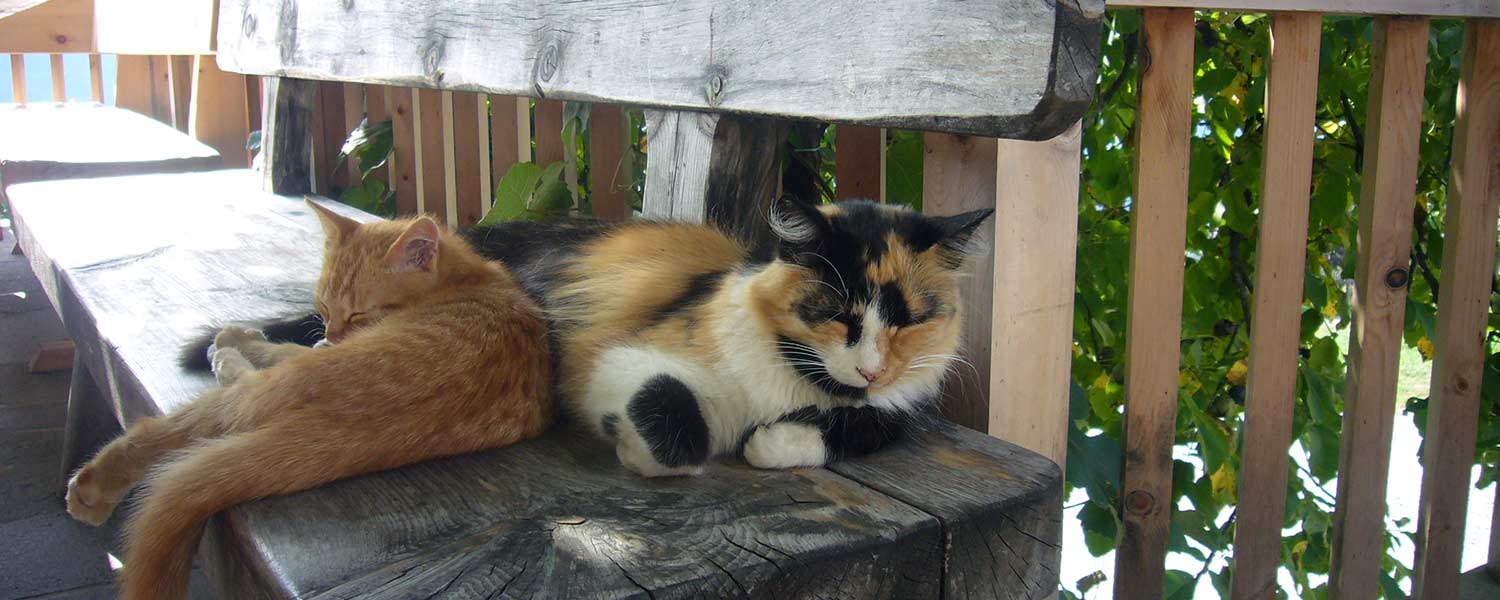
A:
[[63, 200, 551, 600]]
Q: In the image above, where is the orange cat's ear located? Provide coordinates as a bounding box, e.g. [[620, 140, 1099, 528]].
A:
[[305, 198, 359, 244], [385, 217, 441, 273]]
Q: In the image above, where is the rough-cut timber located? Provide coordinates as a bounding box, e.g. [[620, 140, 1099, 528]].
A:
[[9, 169, 1061, 599], [643, 110, 785, 245], [216, 0, 1103, 140], [260, 77, 316, 195]]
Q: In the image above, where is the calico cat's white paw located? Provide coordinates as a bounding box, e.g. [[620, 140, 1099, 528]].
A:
[[615, 439, 705, 478], [743, 422, 827, 469]]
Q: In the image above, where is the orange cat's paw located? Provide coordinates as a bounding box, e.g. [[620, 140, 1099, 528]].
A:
[[65, 464, 119, 526], [213, 326, 267, 353]]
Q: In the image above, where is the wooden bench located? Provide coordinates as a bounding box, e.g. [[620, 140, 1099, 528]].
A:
[[11, 169, 1063, 598]]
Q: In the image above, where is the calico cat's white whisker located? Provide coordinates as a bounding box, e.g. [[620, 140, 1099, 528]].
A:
[[797, 252, 848, 298]]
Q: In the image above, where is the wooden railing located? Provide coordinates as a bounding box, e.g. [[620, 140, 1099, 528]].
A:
[[4, 0, 1499, 597]]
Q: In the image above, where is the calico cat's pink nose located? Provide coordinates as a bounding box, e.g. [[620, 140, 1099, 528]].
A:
[[857, 367, 882, 383]]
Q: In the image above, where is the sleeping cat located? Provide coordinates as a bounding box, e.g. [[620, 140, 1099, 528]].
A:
[[66, 201, 552, 600], [190, 196, 991, 477]]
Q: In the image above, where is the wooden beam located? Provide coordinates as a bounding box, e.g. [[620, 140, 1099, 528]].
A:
[[9, 54, 25, 104], [1114, 8, 1194, 599], [1327, 16, 1429, 600], [48, 53, 64, 101], [1229, 12, 1322, 600], [922, 132, 997, 432], [260, 77, 315, 196], [94, 0, 217, 55], [0, 0, 93, 53], [1106, 0, 1499, 18], [835, 125, 884, 201], [414, 87, 446, 218], [988, 123, 1083, 465], [588, 104, 630, 221], [87, 54, 102, 102], [1411, 18, 1500, 600], [642, 110, 784, 245], [451, 91, 488, 227], [190, 56, 252, 167], [389, 87, 418, 216], [167, 55, 193, 131], [215, 0, 1103, 140]]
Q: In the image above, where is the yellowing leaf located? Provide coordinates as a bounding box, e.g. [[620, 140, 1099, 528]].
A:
[[1092, 373, 1112, 391], [1210, 463, 1237, 503], [1179, 370, 1202, 394], [1418, 336, 1435, 361], [1322, 301, 1339, 320], [1226, 360, 1249, 386]]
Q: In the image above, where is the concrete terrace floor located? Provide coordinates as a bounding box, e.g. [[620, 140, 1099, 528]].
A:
[[0, 230, 212, 599]]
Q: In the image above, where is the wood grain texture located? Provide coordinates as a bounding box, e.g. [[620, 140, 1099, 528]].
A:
[[644, 111, 787, 243], [9, 54, 24, 104], [989, 123, 1083, 466], [413, 87, 445, 217], [0, 104, 220, 187], [922, 132, 997, 433], [835, 125, 883, 201], [215, 0, 1102, 140], [533, 98, 565, 165], [643, 109, 718, 222], [1411, 18, 1500, 600], [588, 104, 630, 221], [9, 169, 1059, 599], [48, 53, 63, 101], [261, 77, 314, 195], [440, 90, 459, 225], [1107, 0, 1499, 17], [489, 95, 528, 192], [1229, 12, 1321, 600], [389, 87, 418, 216], [451, 91, 488, 227], [311, 80, 346, 195], [88, 53, 103, 102], [94, 0, 218, 54], [830, 420, 1064, 599], [1327, 16, 1429, 600], [1115, 9, 1194, 600], [191, 55, 253, 167], [0, 0, 92, 53]]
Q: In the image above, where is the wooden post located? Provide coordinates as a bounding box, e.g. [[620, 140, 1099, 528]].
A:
[[534, 99, 565, 165], [836, 125, 884, 201], [988, 123, 1083, 466], [390, 87, 419, 216], [49, 54, 65, 101], [1115, 9, 1194, 600], [59, 356, 119, 481], [489, 95, 529, 188], [414, 88, 447, 218], [9, 55, 25, 104], [642, 110, 785, 244], [190, 55, 252, 167], [1328, 16, 1429, 600], [589, 105, 630, 221], [922, 132, 997, 432], [260, 78, 315, 196], [168, 56, 193, 131], [342, 83, 365, 190], [452, 91, 489, 226], [148, 56, 173, 122], [1230, 12, 1322, 600], [87, 54, 103, 103], [1411, 18, 1500, 599], [365, 85, 392, 189], [312, 81, 347, 195]]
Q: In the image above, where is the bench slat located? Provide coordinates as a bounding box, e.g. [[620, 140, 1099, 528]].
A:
[[216, 0, 1103, 140]]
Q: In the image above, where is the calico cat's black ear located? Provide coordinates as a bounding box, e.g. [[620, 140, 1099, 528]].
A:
[[916, 208, 994, 265], [768, 194, 831, 246]]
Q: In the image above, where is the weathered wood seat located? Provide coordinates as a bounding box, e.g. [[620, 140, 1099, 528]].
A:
[[10, 169, 1063, 598], [0, 103, 221, 215]]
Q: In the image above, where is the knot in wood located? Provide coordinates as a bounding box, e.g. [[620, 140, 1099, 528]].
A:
[[1456, 377, 1470, 393], [1125, 490, 1154, 515], [54, 35, 67, 45], [539, 42, 560, 82], [1384, 267, 1410, 290], [241, 13, 257, 37], [421, 38, 446, 82], [710, 75, 725, 97]]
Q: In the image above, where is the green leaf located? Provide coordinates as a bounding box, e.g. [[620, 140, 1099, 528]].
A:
[[1163, 569, 1197, 600], [337, 178, 394, 217], [885, 130, 923, 209], [1067, 429, 1122, 505], [1078, 502, 1119, 557], [481, 162, 545, 225]]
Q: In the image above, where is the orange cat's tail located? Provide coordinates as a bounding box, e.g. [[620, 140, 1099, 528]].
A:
[[118, 423, 384, 600]]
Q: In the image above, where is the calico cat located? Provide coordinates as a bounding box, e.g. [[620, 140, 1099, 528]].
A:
[[197, 196, 991, 477], [66, 201, 552, 600]]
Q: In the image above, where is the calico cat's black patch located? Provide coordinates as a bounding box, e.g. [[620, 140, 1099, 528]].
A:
[[762, 405, 908, 462], [627, 375, 710, 467], [775, 336, 867, 399], [464, 220, 616, 301], [877, 282, 913, 327], [645, 270, 726, 327], [177, 312, 327, 370]]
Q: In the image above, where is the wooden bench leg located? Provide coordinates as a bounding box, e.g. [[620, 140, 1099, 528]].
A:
[[59, 354, 120, 480]]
